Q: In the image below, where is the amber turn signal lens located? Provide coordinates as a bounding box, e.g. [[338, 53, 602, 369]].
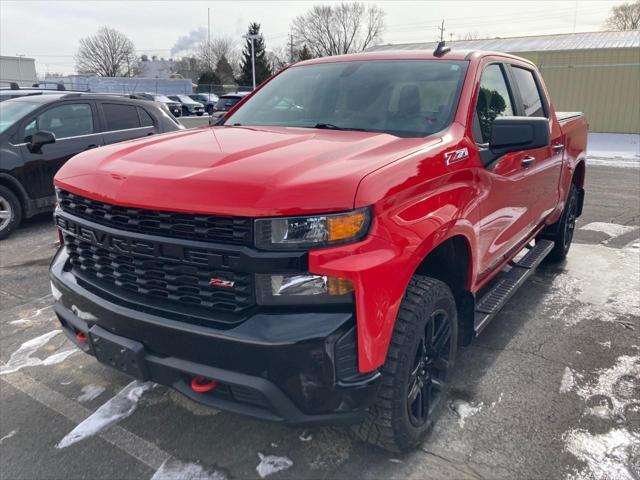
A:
[[327, 277, 354, 295], [327, 211, 367, 242]]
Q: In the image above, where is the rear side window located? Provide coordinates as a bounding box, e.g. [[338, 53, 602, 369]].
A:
[[102, 103, 141, 131], [474, 64, 514, 144], [511, 67, 546, 117], [137, 107, 154, 127], [24, 103, 94, 140]]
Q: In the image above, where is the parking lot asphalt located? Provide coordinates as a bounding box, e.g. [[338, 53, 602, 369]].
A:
[[1, 164, 638, 480]]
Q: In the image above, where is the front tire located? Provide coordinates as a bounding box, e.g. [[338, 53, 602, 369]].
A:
[[0, 185, 22, 240], [354, 276, 457, 452]]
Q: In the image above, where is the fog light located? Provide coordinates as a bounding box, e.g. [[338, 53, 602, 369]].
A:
[[256, 274, 354, 305]]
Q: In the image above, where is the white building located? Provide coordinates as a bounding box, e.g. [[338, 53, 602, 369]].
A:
[[0, 55, 37, 87]]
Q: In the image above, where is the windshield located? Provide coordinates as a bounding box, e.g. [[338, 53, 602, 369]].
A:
[[154, 95, 173, 103], [0, 100, 40, 134], [225, 60, 468, 137]]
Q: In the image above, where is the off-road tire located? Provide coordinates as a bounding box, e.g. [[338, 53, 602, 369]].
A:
[[0, 185, 22, 240], [544, 184, 578, 262], [353, 276, 458, 452]]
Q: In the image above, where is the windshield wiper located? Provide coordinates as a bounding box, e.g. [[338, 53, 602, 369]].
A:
[[313, 123, 369, 132]]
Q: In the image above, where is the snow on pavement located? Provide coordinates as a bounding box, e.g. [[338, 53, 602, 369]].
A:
[[0, 330, 78, 375], [150, 459, 227, 480], [587, 133, 640, 168], [77, 384, 106, 403], [56, 381, 153, 448], [256, 453, 293, 478]]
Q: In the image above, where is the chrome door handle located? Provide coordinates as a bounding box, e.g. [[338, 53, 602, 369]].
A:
[[521, 156, 535, 168], [553, 144, 564, 153]]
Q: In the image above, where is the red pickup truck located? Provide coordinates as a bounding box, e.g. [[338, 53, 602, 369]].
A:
[[50, 45, 587, 451]]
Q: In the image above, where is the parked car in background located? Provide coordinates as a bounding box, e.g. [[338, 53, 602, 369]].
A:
[[0, 93, 183, 239], [189, 93, 219, 114], [210, 91, 251, 121], [132, 93, 182, 118], [168, 95, 205, 116]]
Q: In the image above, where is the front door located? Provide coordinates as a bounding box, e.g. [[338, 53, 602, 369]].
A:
[[18, 102, 103, 200]]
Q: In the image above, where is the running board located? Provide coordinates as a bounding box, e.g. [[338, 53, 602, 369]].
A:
[[474, 239, 554, 335]]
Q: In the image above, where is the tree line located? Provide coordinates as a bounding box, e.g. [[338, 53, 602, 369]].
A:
[[74, 0, 640, 86]]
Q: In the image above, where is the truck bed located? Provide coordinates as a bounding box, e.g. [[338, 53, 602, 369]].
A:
[[556, 111, 583, 123]]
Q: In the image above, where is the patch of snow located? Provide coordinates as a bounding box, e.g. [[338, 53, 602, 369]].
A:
[[563, 428, 639, 480], [598, 340, 612, 349], [299, 430, 313, 442], [449, 399, 483, 428], [579, 222, 637, 238], [77, 384, 106, 403], [70, 305, 97, 322], [9, 305, 54, 326], [388, 458, 403, 464], [587, 133, 640, 163], [150, 459, 226, 480], [0, 430, 18, 445], [50, 282, 62, 301], [56, 381, 153, 448], [0, 330, 78, 375], [623, 240, 640, 251], [256, 453, 293, 479], [559, 355, 640, 421], [559, 367, 579, 394]]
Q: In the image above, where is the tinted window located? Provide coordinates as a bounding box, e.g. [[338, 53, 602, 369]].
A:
[[475, 64, 514, 144], [103, 103, 141, 130], [138, 107, 154, 127], [25, 103, 94, 140], [215, 97, 241, 110], [512, 67, 545, 117], [226, 60, 468, 137]]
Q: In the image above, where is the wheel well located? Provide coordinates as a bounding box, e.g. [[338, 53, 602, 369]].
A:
[[414, 235, 475, 345], [573, 161, 585, 188], [0, 175, 27, 214]]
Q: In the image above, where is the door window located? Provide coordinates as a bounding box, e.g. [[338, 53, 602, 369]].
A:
[[102, 103, 141, 131], [24, 103, 94, 141], [511, 67, 546, 117], [474, 64, 514, 144], [137, 107, 154, 127]]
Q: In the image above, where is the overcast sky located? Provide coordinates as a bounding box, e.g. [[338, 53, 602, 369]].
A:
[[0, 0, 623, 75]]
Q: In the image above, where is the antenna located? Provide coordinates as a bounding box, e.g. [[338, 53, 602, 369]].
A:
[[433, 41, 451, 57]]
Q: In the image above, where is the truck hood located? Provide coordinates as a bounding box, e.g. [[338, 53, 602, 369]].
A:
[[55, 126, 441, 216]]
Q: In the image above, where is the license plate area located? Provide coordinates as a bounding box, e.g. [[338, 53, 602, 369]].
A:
[[89, 325, 149, 381]]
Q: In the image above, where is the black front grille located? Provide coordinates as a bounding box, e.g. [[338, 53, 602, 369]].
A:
[[63, 232, 255, 323], [57, 190, 252, 246]]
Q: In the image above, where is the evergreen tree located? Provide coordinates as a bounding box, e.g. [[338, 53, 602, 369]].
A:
[[198, 70, 221, 88], [238, 23, 272, 87], [215, 54, 236, 85], [297, 44, 313, 61]]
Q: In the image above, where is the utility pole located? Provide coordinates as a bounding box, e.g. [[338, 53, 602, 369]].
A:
[[289, 33, 295, 64], [449, 32, 455, 42], [438, 20, 446, 42]]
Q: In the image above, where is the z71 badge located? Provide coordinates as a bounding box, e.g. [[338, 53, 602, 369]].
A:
[[444, 147, 469, 165]]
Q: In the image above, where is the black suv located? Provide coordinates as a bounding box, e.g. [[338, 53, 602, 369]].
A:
[[0, 93, 183, 239]]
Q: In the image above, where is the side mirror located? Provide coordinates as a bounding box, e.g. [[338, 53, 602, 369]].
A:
[[489, 117, 550, 153], [28, 130, 56, 153]]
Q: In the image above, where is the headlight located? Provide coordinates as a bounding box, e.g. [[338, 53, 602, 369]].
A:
[[255, 273, 354, 305], [254, 207, 371, 251]]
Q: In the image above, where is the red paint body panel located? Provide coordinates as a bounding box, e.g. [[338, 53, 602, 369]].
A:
[[54, 50, 588, 373]]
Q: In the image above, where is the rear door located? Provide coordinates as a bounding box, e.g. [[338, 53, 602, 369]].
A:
[[506, 64, 563, 225], [98, 102, 156, 144], [18, 101, 103, 199]]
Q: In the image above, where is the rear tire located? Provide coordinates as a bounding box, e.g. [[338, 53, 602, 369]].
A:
[[0, 185, 22, 240], [543, 184, 578, 263], [353, 276, 457, 452]]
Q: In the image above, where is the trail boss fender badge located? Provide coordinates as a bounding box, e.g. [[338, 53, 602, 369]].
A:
[[444, 147, 469, 165]]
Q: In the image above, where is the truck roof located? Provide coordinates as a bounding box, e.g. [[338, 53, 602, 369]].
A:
[[295, 49, 536, 66]]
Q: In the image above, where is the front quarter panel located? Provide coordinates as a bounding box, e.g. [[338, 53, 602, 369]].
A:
[[310, 124, 482, 372]]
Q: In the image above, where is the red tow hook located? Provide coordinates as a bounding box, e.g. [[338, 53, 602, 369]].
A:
[[191, 376, 217, 393], [76, 331, 87, 343]]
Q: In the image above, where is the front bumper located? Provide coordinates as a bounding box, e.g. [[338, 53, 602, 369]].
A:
[[50, 248, 380, 425]]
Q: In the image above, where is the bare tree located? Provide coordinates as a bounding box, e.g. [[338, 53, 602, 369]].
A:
[[195, 36, 240, 73], [75, 27, 137, 77], [604, 0, 640, 30], [462, 31, 482, 40], [292, 2, 385, 57]]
